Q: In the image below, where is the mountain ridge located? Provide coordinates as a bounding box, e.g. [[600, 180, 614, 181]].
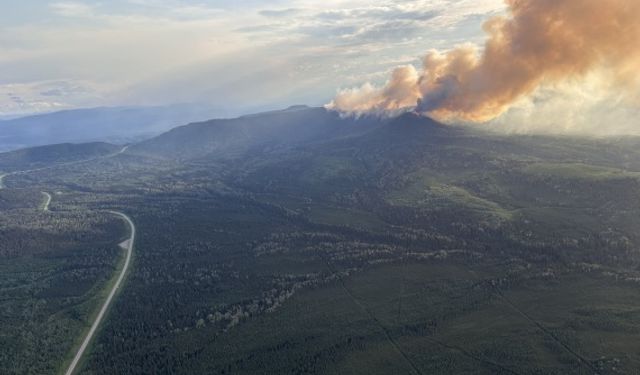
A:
[[0, 105, 223, 152], [130, 107, 385, 160]]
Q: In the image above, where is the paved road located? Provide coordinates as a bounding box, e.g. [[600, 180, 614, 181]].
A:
[[41, 192, 52, 211], [1, 145, 135, 374], [0, 145, 129, 190], [64, 211, 135, 375]]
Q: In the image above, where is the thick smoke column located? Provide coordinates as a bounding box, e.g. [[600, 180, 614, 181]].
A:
[[328, 0, 640, 122]]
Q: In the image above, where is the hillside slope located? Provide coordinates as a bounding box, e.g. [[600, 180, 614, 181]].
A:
[[0, 142, 120, 172], [131, 106, 387, 160], [0, 105, 218, 152]]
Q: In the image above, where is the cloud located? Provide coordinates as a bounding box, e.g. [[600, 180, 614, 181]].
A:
[[50, 2, 94, 17], [248, 1, 501, 46], [0, 0, 508, 116], [316, 7, 439, 22], [0, 80, 106, 116], [259, 8, 302, 18]]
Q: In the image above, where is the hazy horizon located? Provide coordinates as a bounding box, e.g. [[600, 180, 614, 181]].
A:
[[1, 1, 504, 116], [2, 0, 639, 136]]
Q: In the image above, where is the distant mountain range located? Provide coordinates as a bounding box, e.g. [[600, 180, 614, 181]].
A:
[[0, 104, 225, 152], [7, 105, 640, 182]]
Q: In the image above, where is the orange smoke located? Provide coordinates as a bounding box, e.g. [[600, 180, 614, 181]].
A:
[[328, 0, 640, 122]]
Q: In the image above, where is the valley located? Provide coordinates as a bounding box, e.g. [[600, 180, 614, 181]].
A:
[[0, 145, 136, 374], [2, 107, 640, 374]]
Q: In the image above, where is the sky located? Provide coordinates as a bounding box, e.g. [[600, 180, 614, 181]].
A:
[[0, 0, 507, 117]]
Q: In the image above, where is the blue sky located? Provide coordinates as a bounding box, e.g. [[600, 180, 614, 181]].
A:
[[0, 0, 506, 116]]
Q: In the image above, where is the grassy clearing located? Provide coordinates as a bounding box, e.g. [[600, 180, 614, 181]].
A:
[[523, 163, 640, 180], [301, 156, 365, 183], [307, 205, 389, 231], [388, 172, 512, 220]]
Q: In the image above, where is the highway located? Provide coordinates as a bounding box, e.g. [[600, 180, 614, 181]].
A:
[[0, 145, 135, 374], [41, 192, 52, 211], [64, 211, 135, 375], [0, 145, 129, 190]]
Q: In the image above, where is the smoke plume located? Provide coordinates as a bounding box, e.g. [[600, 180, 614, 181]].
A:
[[327, 0, 640, 123]]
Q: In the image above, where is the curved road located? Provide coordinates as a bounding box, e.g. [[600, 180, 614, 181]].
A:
[[0, 145, 135, 374], [0, 145, 129, 190], [41, 192, 52, 211], [64, 211, 135, 375]]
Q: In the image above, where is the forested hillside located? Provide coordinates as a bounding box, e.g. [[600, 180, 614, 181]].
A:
[[3, 107, 640, 374]]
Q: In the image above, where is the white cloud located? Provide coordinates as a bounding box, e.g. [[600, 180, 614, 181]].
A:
[[0, 0, 507, 116], [0, 80, 107, 116], [50, 2, 94, 17]]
